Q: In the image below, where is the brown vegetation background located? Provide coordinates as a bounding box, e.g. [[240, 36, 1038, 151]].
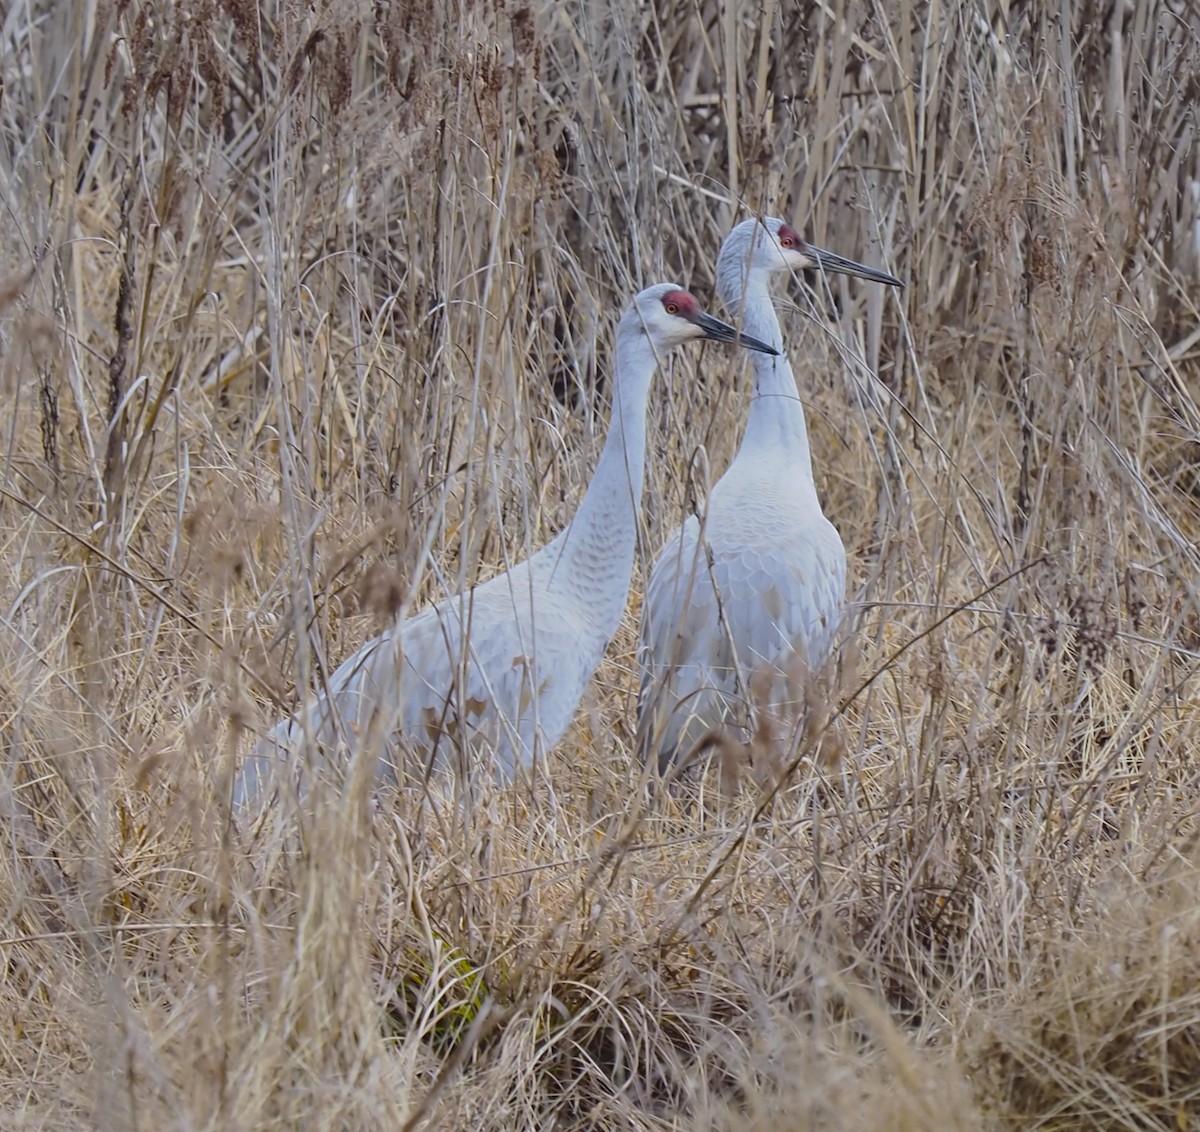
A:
[[2, 0, 1199, 1127]]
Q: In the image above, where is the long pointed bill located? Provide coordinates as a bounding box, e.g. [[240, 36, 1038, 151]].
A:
[[693, 311, 779, 355], [807, 245, 903, 288]]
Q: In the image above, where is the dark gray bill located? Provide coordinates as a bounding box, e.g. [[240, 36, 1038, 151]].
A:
[[808, 245, 902, 288], [694, 311, 779, 355]]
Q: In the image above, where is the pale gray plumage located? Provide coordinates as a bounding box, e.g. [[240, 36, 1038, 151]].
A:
[[638, 218, 902, 770], [235, 284, 777, 811]]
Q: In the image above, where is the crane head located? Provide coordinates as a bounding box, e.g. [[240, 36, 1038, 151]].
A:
[[630, 284, 778, 355], [716, 217, 902, 305]]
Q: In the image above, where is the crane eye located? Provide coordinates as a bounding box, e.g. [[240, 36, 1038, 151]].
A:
[[664, 302, 679, 315], [780, 235, 795, 248]]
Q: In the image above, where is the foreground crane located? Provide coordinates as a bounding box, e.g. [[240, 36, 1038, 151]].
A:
[[235, 284, 777, 811], [638, 218, 901, 771]]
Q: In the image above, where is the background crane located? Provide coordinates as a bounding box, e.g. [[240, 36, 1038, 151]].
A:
[[638, 218, 901, 771]]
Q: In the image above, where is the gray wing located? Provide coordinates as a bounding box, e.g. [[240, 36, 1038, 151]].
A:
[[638, 515, 739, 769], [234, 566, 571, 813]]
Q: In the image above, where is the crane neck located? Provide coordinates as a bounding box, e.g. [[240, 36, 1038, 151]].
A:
[[591, 326, 654, 511], [726, 277, 816, 489], [548, 318, 655, 634]]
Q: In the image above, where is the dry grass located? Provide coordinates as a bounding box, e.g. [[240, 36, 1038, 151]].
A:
[[2, 0, 1199, 1127]]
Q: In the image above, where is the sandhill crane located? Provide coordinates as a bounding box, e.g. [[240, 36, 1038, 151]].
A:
[[638, 218, 901, 771], [234, 283, 777, 811]]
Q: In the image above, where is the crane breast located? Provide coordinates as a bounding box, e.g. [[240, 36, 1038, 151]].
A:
[[638, 492, 846, 767]]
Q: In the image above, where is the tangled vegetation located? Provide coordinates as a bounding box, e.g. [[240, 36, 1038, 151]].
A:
[[1, 0, 1198, 1127]]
